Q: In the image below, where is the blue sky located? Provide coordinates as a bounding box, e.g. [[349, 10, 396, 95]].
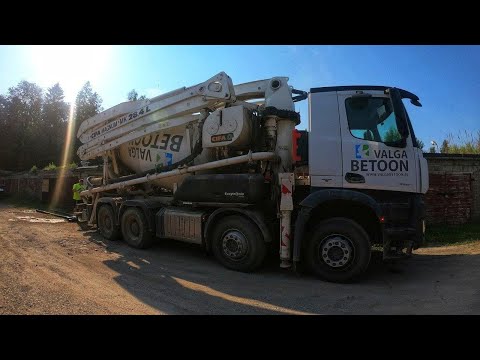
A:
[[1, 45, 479, 147]]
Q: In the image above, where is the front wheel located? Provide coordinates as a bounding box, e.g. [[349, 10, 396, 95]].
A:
[[211, 215, 266, 273], [306, 217, 371, 283]]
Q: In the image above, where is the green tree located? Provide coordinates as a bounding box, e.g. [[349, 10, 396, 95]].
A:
[[385, 130, 425, 150], [0, 81, 98, 171], [4, 81, 44, 170], [128, 89, 138, 101], [127, 89, 146, 101], [74, 81, 103, 125], [383, 127, 402, 143], [72, 82, 103, 163], [42, 83, 69, 166], [0, 95, 7, 128], [0, 95, 9, 168], [416, 138, 425, 150], [440, 139, 449, 154]]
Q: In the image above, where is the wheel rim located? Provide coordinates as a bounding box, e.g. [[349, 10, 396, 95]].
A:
[[131, 221, 139, 236], [126, 215, 140, 242], [221, 229, 249, 261], [104, 215, 112, 231], [318, 234, 354, 269], [99, 209, 112, 235]]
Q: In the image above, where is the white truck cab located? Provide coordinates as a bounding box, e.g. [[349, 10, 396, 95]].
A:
[[292, 85, 428, 281], [309, 86, 428, 194]]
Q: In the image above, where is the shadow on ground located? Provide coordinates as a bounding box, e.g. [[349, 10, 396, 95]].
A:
[[80, 229, 480, 315]]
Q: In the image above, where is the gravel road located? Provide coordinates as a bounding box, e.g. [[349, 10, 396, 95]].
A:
[[1, 204, 479, 314]]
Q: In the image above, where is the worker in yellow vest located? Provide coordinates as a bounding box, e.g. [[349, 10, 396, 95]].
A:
[[72, 179, 85, 211]]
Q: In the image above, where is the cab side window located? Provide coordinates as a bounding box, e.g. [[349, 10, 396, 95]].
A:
[[346, 97, 403, 144]]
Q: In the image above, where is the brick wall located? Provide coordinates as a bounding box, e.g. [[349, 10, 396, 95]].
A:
[[0, 171, 79, 210], [424, 154, 480, 224], [1, 175, 43, 200]]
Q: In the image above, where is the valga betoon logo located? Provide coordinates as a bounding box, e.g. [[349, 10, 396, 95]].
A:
[[352, 144, 409, 172], [355, 144, 370, 159]]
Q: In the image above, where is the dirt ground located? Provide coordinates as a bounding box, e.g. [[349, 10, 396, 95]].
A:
[[1, 203, 480, 315]]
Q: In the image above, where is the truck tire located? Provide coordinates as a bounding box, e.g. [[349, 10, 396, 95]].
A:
[[306, 217, 371, 283], [121, 207, 153, 249], [211, 215, 266, 273], [97, 205, 120, 240]]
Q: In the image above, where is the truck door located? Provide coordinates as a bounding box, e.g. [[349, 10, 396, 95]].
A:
[[338, 89, 418, 193]]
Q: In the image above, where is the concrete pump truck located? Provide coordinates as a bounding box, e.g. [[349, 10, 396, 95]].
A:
[[75, 72, 428, 283]]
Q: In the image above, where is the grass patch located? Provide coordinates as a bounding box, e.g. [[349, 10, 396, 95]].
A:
[[426, 223, 480, 246]]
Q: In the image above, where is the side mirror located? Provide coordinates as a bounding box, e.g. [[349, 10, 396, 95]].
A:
[[411, 99, 422, 107]]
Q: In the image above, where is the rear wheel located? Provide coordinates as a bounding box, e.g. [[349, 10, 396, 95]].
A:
[[121, 207, 153, 249], [97, 205, 120, 240], [306, 217, 371, 283], [211, 215, 266, 273]]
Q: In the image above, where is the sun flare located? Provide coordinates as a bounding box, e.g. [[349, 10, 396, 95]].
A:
[[28, 45, 113, 210], [28, 45, 113, 103]]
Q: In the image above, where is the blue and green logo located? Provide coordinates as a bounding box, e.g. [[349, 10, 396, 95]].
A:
[[355, 144, 370, 159]]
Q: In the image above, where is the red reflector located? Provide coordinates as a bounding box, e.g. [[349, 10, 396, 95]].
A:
[[292, 129, 301, 162], [379, 216, 385, 223]]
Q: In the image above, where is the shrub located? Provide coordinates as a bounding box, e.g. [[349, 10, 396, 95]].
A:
[[43, 162, 57, 171]]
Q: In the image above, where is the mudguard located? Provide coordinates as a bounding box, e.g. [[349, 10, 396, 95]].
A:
[[293, 189, 382, 262]]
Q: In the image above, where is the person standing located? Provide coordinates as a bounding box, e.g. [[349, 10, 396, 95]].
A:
[[72, 178, 85, 212]]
